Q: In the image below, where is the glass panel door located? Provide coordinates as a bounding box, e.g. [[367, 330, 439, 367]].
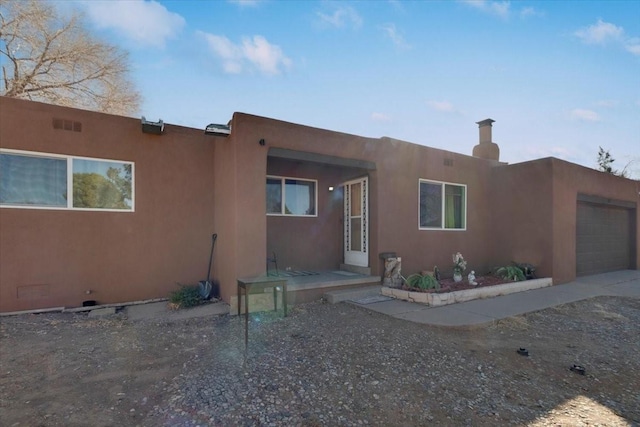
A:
[[344, 177, 368, 267]]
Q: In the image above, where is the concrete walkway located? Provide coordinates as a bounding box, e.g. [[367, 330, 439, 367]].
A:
[[349, 270, 640, 327], [122, 270, 639, 325]]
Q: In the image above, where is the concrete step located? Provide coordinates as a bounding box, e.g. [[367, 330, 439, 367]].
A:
[[339, 264, 372, 276], [324, 285, 382, 304]]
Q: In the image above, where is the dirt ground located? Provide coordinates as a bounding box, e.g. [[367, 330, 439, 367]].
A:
[[1, 296, 638, 426]]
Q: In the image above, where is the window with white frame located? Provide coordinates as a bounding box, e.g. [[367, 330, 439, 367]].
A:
[[419, 179, 466, 230], [266, 176, 317, 216], [0, 150, 134, 211]]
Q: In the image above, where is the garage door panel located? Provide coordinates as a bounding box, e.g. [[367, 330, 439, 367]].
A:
[[576, 202, 634, 276]]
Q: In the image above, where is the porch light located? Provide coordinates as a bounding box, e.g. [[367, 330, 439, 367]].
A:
[[328, 186, 334, 192]]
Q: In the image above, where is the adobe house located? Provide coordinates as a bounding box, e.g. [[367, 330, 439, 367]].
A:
[[1, 96, 638, 313]]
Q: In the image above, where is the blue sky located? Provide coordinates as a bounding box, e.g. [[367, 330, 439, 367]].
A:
[[70, 0, 639, 176]]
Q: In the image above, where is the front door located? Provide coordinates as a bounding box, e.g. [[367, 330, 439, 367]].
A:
[[343, 177, 368, 267]]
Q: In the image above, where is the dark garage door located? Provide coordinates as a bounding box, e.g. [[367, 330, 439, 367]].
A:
[[576, 201, 635, 276]]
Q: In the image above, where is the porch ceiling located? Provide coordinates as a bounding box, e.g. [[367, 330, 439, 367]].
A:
[[268, 147, 376, 170]]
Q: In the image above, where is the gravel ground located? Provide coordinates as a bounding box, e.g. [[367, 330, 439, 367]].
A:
[[1, 296, 639, 426]]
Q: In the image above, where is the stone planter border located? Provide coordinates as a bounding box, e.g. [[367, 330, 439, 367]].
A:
[[381, 277, 553, 307]]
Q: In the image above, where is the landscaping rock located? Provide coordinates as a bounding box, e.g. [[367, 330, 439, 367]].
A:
[[0, 297, 638, 426]]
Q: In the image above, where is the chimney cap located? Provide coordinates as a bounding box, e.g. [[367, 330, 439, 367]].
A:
[[476, 118, 495, 127]]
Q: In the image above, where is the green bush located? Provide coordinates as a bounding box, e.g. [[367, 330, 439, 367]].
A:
[[496, 265, 525, 282], [404, 273, 440, 291], [169, 284, 203, 308]]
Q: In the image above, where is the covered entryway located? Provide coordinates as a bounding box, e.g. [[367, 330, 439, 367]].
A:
[[576, 195, 636, 276], [266, 148, 375, 274]]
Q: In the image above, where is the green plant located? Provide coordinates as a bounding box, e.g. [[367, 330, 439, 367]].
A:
[[513, 262, 537, 280], [404, 273, 440, 291], [169, 284, 203, 308], [496, 265, 525, 282]]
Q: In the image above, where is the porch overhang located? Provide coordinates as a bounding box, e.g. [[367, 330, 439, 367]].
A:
[[268, 147, 376, 170]]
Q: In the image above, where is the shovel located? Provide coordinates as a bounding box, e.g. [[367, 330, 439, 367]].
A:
[[198, 233, 218, 299]]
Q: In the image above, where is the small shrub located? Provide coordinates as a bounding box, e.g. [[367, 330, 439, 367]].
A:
[[169, 284, 203, 308], [404, 273, 440, 291], [496, 265, 525, 282]]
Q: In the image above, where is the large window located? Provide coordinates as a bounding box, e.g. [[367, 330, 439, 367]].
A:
[[0, 150, 134, 211], [266, 176, 316, 216], [419, 179, 466, 230]]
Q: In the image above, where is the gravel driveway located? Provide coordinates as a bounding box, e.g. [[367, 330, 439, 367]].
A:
[[1, 296, 639, 426]]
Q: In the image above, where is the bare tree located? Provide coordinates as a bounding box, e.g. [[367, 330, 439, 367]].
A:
[[0, 0, 140, 116]]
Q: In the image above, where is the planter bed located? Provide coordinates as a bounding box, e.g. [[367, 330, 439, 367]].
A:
[[381, 277, 553, 307]]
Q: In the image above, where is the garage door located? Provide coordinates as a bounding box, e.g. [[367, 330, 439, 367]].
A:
[[576, 200, 635, 276]]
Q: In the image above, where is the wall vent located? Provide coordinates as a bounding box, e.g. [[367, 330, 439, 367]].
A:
[[444, 158, 454, 167], [53, 118, 82, 132]]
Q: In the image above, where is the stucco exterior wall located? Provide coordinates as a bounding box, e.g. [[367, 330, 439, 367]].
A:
[[490, 160, 555, 278], [3, 99, 637, 312], [223, 113, 502, 291], [373, 137, 497, 277], [0, 97, 217, 312], [490, 158, 638, 284], [550, 158, 639, 284], [211, 125, 238, 303]]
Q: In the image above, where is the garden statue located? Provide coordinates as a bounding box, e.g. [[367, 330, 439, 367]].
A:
[[468, 270, 478, 286]]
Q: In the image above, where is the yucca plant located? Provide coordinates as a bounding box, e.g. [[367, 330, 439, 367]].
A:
[[496, 265, 525, 282], [404, 273, 440, 291]]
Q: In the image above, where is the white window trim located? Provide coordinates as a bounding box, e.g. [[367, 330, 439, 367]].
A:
[[266, 175, 318, 217], [0, 148, 135, 212], [418, 178, 467, 231]]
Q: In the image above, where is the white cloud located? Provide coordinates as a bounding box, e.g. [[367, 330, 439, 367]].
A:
[[200, 32, 291, 75], [316, 5, 363, 29], [388, 0, 405, 13], [574, 19, 623, 45], [594, 99, 619, 108], [574, 20, 640, 56], [82, 0, 185, 48], [461, 0, 511, 19], [200, 34, 243, 74], [625, 38, 640, 56], [242, 36, 292, 75], [570, 109, 601, 122], [371, 112, 391, 122], [427, 100, 456, 113], [228, 0, 262, 7], [380, 23, 411, 49], [520, 7, 543, 19]]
